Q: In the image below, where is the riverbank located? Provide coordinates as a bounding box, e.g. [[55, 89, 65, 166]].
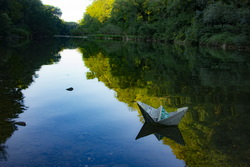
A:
[[55, 34, 250, 52]]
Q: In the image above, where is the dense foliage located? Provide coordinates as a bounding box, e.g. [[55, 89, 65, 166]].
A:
[[0, 0, 74, 39], [75, 0, 250, 47]]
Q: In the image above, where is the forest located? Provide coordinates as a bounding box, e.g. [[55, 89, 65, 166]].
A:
[[73, 0, 250, 48], [0, 0, 76, 40], [1, 0, 249, 48]]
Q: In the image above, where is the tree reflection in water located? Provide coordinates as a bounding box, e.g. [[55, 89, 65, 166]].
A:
[[0, 38, 70, 161], [77, 40, 250, 167], [0, 39, 249, 166], [0, 145, 8, 161]]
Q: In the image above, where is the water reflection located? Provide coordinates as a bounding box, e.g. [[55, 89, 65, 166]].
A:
[[0, 38, 71, 161], [136, 123, 185, 146], [0, 38, 249, 166], [76, 40, 250, 166], [0, 145, 8, 161]]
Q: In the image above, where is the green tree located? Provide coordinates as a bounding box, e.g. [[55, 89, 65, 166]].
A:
[[0, 13, 12, 37], [77, 0, 250, 46], [85, 0, 115, 23], [0, 0, 70, 39]]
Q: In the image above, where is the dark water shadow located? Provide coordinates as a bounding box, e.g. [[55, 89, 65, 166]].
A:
[[136, 123, 185, 146]]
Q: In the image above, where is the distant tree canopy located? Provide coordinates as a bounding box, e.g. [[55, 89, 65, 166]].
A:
[[0, 0, 76, 39], [74, 0, 250, 46]]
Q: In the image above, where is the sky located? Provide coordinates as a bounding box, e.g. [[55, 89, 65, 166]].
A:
[[41, 0, 93, 22]]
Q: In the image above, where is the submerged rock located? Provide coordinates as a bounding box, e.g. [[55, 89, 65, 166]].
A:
[[66, 87, 73, 91]]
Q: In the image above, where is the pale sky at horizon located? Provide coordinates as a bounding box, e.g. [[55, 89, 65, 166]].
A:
[[41, 0, 93, 22]]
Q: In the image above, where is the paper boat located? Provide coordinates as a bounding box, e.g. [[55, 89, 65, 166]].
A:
[[137, 101, 188, 126]]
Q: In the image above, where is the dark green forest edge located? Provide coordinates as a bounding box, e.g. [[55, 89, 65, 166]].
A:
[[1, 0, 250, 50], [73, 0, 250, 49], [0, 0, 76, 40]]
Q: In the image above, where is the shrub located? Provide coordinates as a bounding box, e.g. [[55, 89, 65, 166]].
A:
[[11, 27, 31, 38], [98, 23, 122, 35], [203, 2, 238, 26]]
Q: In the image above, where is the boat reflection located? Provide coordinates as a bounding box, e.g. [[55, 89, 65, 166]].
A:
[[136, 122, 185, 145], [136, 102, 186, 145]]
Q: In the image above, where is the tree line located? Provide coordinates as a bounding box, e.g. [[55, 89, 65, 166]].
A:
[[0, 0, 77, 39], [73, 0, 250, 47]]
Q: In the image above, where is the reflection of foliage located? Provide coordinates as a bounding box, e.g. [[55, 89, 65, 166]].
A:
[[77, 40, 250, 166], [0, 38, 72, 158], [166, 103, 250, 167], [78, 40, 250, 105], [0, 145, 8, 161]]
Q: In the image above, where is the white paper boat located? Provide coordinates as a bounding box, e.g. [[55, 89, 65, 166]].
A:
[[137, 101, 188, 126]]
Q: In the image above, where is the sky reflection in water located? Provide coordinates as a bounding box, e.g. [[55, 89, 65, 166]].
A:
[[1, 49, 184, 167]]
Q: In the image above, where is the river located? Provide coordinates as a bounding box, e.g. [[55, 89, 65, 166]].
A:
[[0, 39, 249, 167]]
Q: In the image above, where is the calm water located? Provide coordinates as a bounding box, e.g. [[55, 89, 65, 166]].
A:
[[0, 39, 249, 167]]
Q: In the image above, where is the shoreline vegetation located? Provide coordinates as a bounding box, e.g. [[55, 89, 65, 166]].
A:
[[54, 34, 250, 51], [1, 0, 249, 51], [0, 0, 77, 41], [71, 0, 250, 51]]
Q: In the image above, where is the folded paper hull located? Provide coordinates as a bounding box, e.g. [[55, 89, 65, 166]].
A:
[[137, 101, 188, 126], [158, 107, 188, 125]]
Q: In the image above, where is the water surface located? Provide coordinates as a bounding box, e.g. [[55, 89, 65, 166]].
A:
[[0, 39, 249, 167]]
